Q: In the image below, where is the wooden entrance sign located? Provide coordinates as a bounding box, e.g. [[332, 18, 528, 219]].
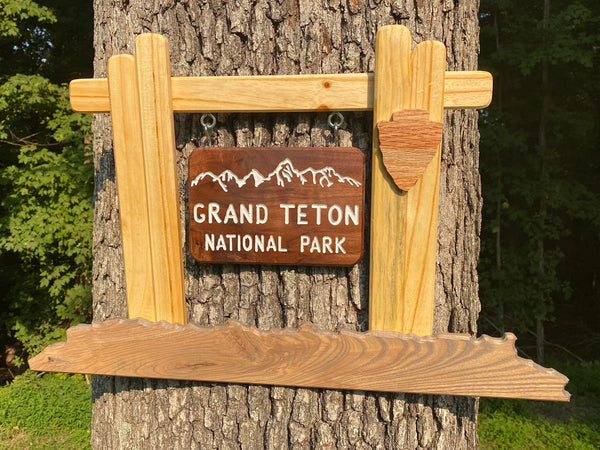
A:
[[29, 26, 570, 401], [189, 147, 364, 266]]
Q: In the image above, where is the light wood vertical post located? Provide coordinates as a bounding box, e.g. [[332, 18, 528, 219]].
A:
[[369, 26, 412, 333], [134, 34, 186, 324], [107, 55, 156, 321], [401, 41, 446, 335], [369, 26, 446, 336]]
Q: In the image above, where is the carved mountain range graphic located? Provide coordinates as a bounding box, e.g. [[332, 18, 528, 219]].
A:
[[191, 158, 362, 192]]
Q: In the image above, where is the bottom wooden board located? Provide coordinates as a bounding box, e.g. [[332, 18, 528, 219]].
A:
[[29, 319, 569, 401]]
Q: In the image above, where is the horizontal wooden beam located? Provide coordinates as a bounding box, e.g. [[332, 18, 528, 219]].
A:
[[70, 71, 492, 113], [29, 319, 569, 401]]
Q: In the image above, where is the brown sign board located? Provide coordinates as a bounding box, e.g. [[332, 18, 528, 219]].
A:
[[188, 147, 365, 266]]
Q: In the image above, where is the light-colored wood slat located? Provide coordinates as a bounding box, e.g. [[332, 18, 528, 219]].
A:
[[401, 40, 447, 335], [107, 55, 156, 321], [28, 319, 570, 401], [69, 71, 492, 113], [135, 34, 186, 324], [443, 71, 493, 109], [368, 25, 411, 333]]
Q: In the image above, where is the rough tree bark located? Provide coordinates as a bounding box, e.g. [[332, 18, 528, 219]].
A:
[[90, 0, 482, 448]]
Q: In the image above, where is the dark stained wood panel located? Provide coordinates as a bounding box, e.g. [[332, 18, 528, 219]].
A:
[[188, 147, 365, 266]]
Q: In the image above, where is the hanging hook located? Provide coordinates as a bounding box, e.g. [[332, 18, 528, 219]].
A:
[[200, 113, 216, 147], [327, 112, 344, 146]]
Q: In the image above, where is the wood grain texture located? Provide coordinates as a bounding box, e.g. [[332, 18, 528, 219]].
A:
[[107, 54, 156, 321], [443, 71, 493, 109], [368, 25, 411, 333], [402, 40, 447, 336], [134, 34, 185, 324], [369, 32, 447, 336], [28, 319, 569, 402], [69, 71, 492, 113], [377, 109, 443, 191]]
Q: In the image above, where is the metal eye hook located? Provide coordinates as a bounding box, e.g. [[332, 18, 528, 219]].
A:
[[327, 112, 344, 146], [200, 113, 216, 147]]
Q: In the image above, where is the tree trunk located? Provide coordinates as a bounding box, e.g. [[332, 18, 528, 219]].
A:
[[90, 1, 482, 448]]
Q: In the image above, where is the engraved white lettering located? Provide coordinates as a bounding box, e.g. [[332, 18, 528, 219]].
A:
[[203, 233, 288, 253], [280, 203, 294, 224], [328, 205, 342, 226], [205, 233, 215, 250], [209, 203, 222, 224], [297, 204, 308, 225], [195, 203, 270, 224], [278, 236, 288, 252], [242, 234, 253, 251], [345, 205, 360, 226], [216, 234, 226, 250], [256, 204, 268, 224], [300, 235, 310, 252], [239, 204, 252, 224], [223, 205, 238, 224], [310, 237, 321, 253], [255, 234, 264, 252], [335, 237, 346, 254], [311, 204, 327, 225], [266, 235, 277, 251], [193, 203, 206, 223], [299, 235, 347, 254], [322, 236, 333, 253]]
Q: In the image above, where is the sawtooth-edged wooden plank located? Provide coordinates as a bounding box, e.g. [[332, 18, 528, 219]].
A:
[[69, 71, 492, 113], [134, 34, 186, 324], [107, 54, 156, 321], [28, 319, 570, 402]]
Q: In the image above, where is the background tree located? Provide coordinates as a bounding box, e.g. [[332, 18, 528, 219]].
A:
[[478, 0, 600, 362], [0, 0, 93, 361], [90, 1, 483, 448]]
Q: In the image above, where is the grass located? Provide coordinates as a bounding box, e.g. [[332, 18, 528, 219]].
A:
[[0, 371, 91, 449], [479, 359, 600, 449]]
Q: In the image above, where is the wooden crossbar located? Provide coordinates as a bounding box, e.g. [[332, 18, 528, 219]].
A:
[[70, 71, 492, 113]]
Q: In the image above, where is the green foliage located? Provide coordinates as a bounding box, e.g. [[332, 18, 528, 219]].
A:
[[0, 74, 93, 357], [0, 0, 93, 359], [0, 371, 91, 448], [478, 0, 600, 346], [0, 0, 57, 78], [0, 0, 55, 38], [556, 360, 600, 398]]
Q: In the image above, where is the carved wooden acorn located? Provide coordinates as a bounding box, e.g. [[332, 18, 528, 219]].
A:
[[377, 109, 443, 191]]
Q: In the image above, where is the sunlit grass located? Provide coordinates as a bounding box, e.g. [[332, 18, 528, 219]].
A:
[[479, 360, 600, 449], [0, 371, 91, 449]]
